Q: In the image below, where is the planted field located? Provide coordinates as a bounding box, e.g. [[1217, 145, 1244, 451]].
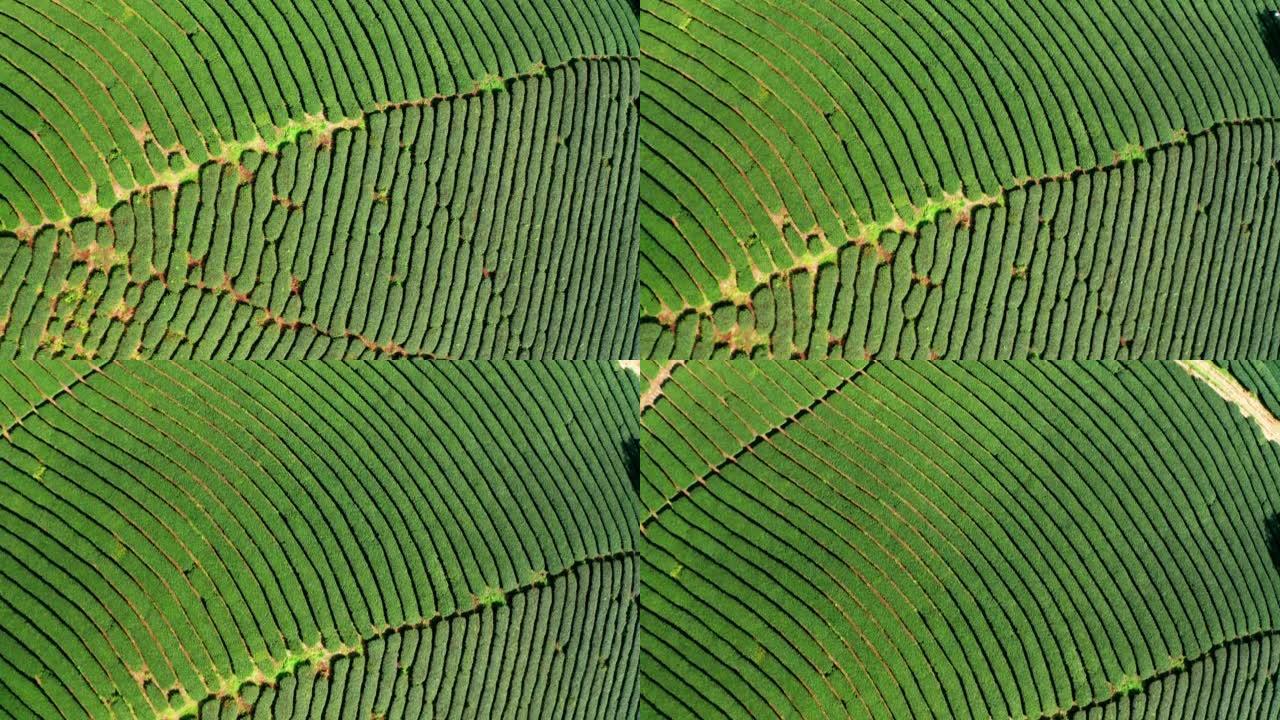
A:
[[0, 1, 639, 359], [0, 361, 639, 718], [641, 360, 1280, 718], [639, 1, 1280, 359]]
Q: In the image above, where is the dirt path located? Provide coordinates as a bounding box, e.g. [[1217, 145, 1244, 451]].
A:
[[1177, 360, 1280, 446], [640, 361, 684, 413]]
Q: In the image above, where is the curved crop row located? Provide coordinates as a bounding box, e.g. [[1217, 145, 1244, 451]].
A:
[[1, 0, 639, 358], [1226, 360, 1280, 424], [641, 360, 1280, 718], [0, 360, 639, 719], [641, 122, 1280, 360], [639, 0, 1280, 358], [1064, 631, 1280, 719]]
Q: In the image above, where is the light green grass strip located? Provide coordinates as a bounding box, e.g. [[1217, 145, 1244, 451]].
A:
[[654, 119, 1278, 322], [639, 361, 684, 413], [155, 551, 634, 720]]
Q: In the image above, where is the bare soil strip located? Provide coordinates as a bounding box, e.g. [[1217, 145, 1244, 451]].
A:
[[640, 361, 684, 412], [1178, 361, 1280, 445]]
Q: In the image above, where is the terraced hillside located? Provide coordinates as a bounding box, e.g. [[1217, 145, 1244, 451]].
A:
[[1226, 360, 1280, 425], [0, 361, 639, 718], [639, 1, 1280, 359], [0, 0, 639, 359], [640, 360, 1280, 718]]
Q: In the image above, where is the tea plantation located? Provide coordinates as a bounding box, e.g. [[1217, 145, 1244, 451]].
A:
[[641, 360, 1280, 717], [0, 0, 639, 359], [639, 1, 1280, 359], [0, 361, 639, 718]]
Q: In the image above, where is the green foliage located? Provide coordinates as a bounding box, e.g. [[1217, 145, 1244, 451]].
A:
[[476, 587, 507, 607], [639, 0, 1280, 359], [1115, 143, 1146, 163], [1114, 675, 1143, 695], [0, 0, 640, 360], [0, 360, 639, 718], [476, 73, 506, 92], [641, 361, 1280, 718]]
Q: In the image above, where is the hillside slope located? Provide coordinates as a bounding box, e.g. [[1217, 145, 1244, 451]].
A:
[[0, 0, 639, 358], [641, 360, 1280, 718], [0, 361, 639, 718], [639, 1, 1280, 359]]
